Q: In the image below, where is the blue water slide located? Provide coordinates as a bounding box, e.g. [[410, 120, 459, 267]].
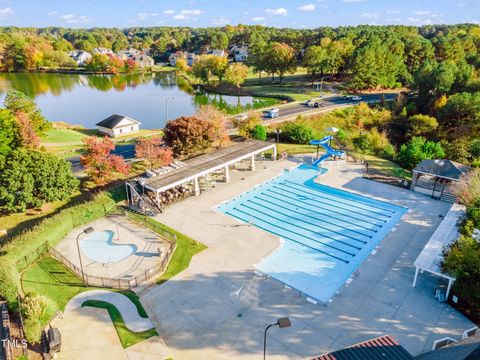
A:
[[310, 136, 345, 166]]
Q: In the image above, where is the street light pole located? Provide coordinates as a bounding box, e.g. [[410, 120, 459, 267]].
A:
[[165, 96, 175, 122], [319, 75, 333, 97], [76, 227, 94, 284], [275, 129, 282, 144], [263, 317, 291, 360]]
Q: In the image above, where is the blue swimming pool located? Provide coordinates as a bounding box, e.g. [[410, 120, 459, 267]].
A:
[[80, 230, 137, 264], [217, 164, 407, 302]]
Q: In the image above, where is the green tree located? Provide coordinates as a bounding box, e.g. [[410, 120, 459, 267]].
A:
[[350, 37, 406, 90], [438, 92, 480, 138], [303, 45, 328, 83], [252, 124, 267, 141], [225, 63, 248, 87], [398, 136, 445, 169], [0, 149, 79, 212], [265, 42, 297, 83], [3, 90, 48, 133], [406, 114, 438, 138], [0, 109, 16, 156]]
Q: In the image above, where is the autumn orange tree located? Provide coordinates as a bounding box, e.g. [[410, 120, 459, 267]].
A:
[[81, 136, 129, 186], [135, 137, 174, 169], [195, 105, 228, 147], [164, 116, 216, 157]]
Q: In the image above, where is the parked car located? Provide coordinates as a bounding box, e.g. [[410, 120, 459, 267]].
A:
[[341, 95, 350, 100], [305, 100, 316, 107], [314, 102, 326, 108], [351, 96, 362, 101]]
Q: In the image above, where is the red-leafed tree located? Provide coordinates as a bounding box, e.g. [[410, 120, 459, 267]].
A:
[[81, 136, 130, 185], [135, 137, 174, 169], [124, 58, 138, 73], [15, 111, 39, 148], [108, 55, 125, 74], [164, 116, 217, 157]]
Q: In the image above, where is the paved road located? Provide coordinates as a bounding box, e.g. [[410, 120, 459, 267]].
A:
[[68, 144, 136, 174], [261, 92, 398, 121]]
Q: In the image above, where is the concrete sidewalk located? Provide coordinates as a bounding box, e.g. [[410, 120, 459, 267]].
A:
[[66, 290, 154, 332]]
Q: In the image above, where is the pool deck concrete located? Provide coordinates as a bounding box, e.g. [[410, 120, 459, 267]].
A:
[[55, 215, 170, 284], [140, 158, 474, 359]]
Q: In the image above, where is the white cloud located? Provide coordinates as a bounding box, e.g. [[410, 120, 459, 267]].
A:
[[180, 9, 205, 15], [266, 8, 288, 16], [0, 7, 14, 17], [408, 17, 433, 25], [298, 4, 315, 12], [173, 14, 187, 20], [360, 12, 380, 19], [137, 12, 158, 20], [60, 14, 92, 24], [163, 10, 175, 14], [414, 11, 430, 15], [252, 16, 265, 22], [213, 17, 230, 25]]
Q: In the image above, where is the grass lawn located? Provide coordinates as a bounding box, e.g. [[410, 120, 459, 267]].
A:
[[82, 300, 158, 348], [0, 191, 83, 242], [21, 256, 150, 325], [40, 128, 163, 157], [354, 153, 412, 179], [125, 212, 207, 285]]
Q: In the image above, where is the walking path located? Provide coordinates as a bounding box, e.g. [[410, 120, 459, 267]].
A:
[[66, 289, 154, 332], [56, 290, 170, 360]]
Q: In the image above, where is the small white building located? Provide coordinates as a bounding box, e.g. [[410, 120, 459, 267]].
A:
[[96, 114, 141, 138]]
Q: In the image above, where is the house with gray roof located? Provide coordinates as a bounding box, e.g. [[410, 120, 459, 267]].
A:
[[96, 114, 141, 138]]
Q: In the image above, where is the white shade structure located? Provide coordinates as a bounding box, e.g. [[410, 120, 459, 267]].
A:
[[412, 203, 465, 299]]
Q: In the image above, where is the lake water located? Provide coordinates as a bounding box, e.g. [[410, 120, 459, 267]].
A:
[[0, 72, 261, 129]]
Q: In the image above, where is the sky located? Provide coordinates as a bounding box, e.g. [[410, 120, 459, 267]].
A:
[[0, 0, 478, 28]]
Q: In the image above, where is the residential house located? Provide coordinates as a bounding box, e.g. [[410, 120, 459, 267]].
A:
[[208, 49, 227, 58], [96, 114, 141, 138], [93, 47, 114, 56], [168, 51, 186, 66], [118, 48, 154, 67], [231, 45, 248, 62], [68, 50, 92, 65], [131, 53, 155, 67], [187, 53, 199, 66]]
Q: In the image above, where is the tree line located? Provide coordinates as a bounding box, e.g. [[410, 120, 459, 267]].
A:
[[1, 24, 479, 88]]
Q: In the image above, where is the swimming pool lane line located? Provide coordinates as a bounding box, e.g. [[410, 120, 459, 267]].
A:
[[279, 181, 394, 220], [234, 203, 358, 257], [226, 209, 350, 264], [266, 187, 385, 227], [254, 192, 377, 236], [258, 190, 380, 232], [247, 197, 369, 245]]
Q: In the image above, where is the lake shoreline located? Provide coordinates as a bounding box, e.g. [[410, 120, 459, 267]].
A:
[[0, 67, 175, 76]]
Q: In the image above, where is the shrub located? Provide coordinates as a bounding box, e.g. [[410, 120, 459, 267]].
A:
[[233, 111, 261, 138], [22, 293, 48, 320], [353, 133, 372, 152], [0, 258, 20, 309], [252, 125, 267, 141], [382, 143, 397, 161], [24, 318, 42, 344], [279, 122, 314, 144]]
